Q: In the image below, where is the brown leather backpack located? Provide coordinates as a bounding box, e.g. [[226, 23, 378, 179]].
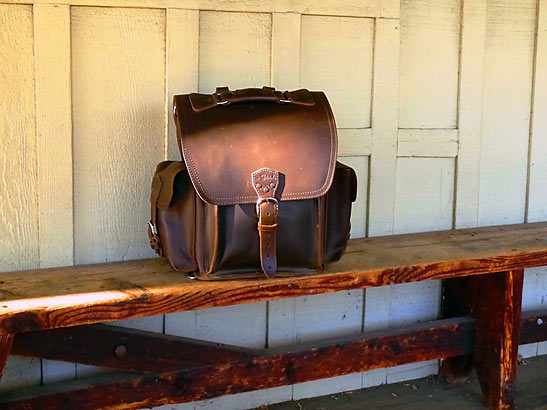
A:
[[148, 87, 357, 280]]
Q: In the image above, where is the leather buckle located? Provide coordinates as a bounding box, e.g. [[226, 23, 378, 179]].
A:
[[256, 197, 279, 216], [213, 88, 232, 105], [279, 91, 292, 104], [148, 221, 158, 235]]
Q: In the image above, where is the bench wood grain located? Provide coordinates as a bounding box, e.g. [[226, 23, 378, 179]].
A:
[[0, 222, 546, 333]]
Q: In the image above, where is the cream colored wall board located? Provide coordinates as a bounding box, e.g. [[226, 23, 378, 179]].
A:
[[519, 343, 538, 358], [384, 281, 440, 382], [365, 158, 453, 385], [394, 158, 454, 234], [0, 357, 41, 393], [199, 11, 271, 92], [1, 0, 399, 18], [386, 360, 438, 383], [34, 5, 77, 383], [0, 5, 42, 391], [368, 18, 400, 237], [519, 267, 547, 358], [364, 18, 400, 387], [34, 4, 74, 269], [386, 157, 453, 382], [300, 15, 373, 129], [42, 360, 76, 384], [72, 7, 166, 264], [272, 12, 301, 91], [398, 0, 460, 129], [195, 387, 288, 410], [0, 4, 39, 273], [397, 129, 458, 157], [528, 0, 547, 223], [167, 9, 199, 159], [521, 268, 547, 311], [455, 0, 487, 229], [478, 0, 536, 227], [268, 291, 364, 400], [337, 129, 372, 157], [150, 403, 194, 410]]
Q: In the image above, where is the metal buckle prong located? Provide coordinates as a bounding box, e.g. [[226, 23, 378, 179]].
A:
[[148, 221, 158, 235]]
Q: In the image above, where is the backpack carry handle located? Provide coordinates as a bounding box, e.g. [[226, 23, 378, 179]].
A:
[[214, 86, 291, 105]]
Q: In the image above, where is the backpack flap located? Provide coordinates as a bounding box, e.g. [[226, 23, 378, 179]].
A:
[[173, 87, 337, 205]]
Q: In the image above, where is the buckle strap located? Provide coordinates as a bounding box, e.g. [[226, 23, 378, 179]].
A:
[[252, 168, 280, 278], [258, 202, 278, 278]]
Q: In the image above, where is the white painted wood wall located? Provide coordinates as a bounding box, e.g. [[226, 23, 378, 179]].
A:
[[1, 0, 546, 408]]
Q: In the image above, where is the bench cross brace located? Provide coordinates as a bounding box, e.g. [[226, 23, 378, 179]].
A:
[[0, 303, 545, 409]]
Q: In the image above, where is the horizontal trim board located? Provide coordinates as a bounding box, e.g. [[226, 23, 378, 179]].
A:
[[338, 128, 372, 157], [1, 309, 545, 409], [0, 222, 546, 332], [0, 0, 399, 17], [397, 128, 459, 157]]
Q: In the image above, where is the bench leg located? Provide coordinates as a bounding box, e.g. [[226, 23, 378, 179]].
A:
[[442, 270, 524, 410], [0, 333, 14, 381]]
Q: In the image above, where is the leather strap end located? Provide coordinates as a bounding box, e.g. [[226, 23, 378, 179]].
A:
[[257, 200, 278, 278], [147, 223, 162, 257]]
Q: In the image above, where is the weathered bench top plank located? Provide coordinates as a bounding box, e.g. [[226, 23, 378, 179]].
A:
[[1, 222, 546, 333]]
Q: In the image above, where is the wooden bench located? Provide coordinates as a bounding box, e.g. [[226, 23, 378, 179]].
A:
[[0, 222, 546, 410]]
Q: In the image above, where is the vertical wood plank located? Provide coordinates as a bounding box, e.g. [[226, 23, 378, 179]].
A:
[[300, 15, 374, 129], [198, 11, 271, 92], [368, 18, 399, 237], [72, 7, 165, 264], [166, 9, 199, 160], [34, 4, 74, 269], [386, 158, 454, 382], [398, 0, 461, 128], [478, 0, 536, 226], [363, 18, 400, 388], [0, 4, 39, 273], [34, 3, 77, 384], [528, 0, 547, 223], [455, 0, 487, 229], [271, 12, 301, 90], [0, 4, 42, 393]]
